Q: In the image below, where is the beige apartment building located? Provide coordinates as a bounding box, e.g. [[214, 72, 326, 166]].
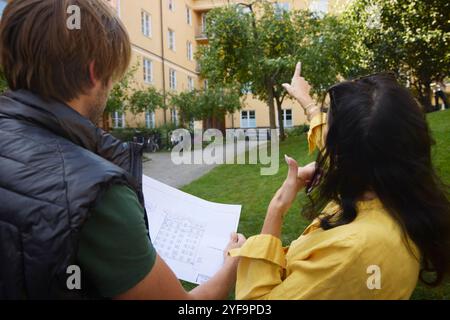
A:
[[104, 0, 352, 131]]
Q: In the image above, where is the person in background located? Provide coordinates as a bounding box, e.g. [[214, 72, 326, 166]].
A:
[[0, 0, 245, 300], [229, 63, 450, 299], [434, 75, 449, 111]]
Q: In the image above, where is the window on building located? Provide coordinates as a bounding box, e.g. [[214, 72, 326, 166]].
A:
[[186, 6, 192, 25], [201, 13, 207, 33], [241, 110, 256, 128], [168, 29, 176, 51], [169, 69, 177, 90], [112, 112, 125, 128], [141, 11, 151, 37], [274, 2, 290, 15], [187, 76, 194, 91], [241, 82, 252, 94], [0, 0, 7, 17], [143, 58, 153, 83], [282, 109, 293, 128], [171, 108, 178, 126], [168, 0, 175, 12], [187, 41, 193, 61], [146, 111, 156, 128], [310, 0, 329, 15]]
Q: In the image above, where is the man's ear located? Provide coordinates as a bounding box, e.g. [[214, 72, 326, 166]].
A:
[[88, 61, 99, 88]]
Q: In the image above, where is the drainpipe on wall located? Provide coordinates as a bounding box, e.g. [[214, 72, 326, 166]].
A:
[[160, 0, 167, 123]]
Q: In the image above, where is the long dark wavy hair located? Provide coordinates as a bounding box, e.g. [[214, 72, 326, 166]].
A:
[[302, 73, 450, 286]]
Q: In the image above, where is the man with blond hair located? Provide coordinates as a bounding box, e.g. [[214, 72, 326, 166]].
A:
[[0, 0, 244, 300]]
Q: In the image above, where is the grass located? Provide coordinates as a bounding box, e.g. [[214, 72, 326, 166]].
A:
[[181, 109, 450, 300]]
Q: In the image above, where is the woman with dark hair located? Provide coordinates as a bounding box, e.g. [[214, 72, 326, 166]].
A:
[[229, 63, 450, 299]]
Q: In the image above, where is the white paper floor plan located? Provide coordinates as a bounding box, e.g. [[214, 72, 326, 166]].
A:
[[142, 175, 241, 284]]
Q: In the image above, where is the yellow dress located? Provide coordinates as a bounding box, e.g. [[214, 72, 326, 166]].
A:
[[229, 113, 421, 300]]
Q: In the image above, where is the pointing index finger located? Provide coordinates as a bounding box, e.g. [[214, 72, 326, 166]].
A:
[[294, 62, 302, 77]]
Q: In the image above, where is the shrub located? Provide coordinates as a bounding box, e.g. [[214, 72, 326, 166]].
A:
[[110, 123, 187, 151], [286, 124, 310, 137]]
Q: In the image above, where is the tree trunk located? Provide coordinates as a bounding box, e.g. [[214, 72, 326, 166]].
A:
[[417, 79, 433, 112], [203, 114, 226, 135], [423, 81, 433, 112], [266, 81, 276, 129], [275, 97, 286, 141]]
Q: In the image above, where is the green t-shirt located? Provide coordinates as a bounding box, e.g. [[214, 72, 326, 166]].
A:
[[77, 184, 156, 298]]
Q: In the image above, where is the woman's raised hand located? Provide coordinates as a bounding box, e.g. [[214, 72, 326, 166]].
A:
[[282, 62, 315, 109], [267, 155, 317, 218]]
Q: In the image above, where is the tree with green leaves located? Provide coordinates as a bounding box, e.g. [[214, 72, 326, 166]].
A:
[[129, 86, 164, 116], [169, 90, 198, 125], [292, 11, 358, 98], [169, 86, 241, 130], [343, 0, 450, 111], [105, 64, 138, 114], [196, 86, 242, 125], [197, 2, 292, 138], [105, 63, 165, 129], [197, 1, 355, 139], [102, 64, 137, 129]]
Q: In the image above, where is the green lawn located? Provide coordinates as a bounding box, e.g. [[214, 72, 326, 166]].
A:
[[181, 109, 450, 300]]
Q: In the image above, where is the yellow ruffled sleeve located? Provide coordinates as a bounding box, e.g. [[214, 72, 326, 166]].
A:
[[230, 233, 364, 300], [229, 234, 287, 300], [307, 112, 327, 154]]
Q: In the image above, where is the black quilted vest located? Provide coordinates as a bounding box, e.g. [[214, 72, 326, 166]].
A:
[[0, 90, 147, 299]]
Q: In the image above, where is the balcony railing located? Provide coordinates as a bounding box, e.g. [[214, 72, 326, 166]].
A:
[[195, 32, 208, 41]]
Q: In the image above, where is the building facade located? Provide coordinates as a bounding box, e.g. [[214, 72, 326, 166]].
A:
[[103, 0, 356, 131], [1, 0, 447, 128]]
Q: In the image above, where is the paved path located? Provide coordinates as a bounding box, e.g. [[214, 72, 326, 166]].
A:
[[143, 140, 265, 188]]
